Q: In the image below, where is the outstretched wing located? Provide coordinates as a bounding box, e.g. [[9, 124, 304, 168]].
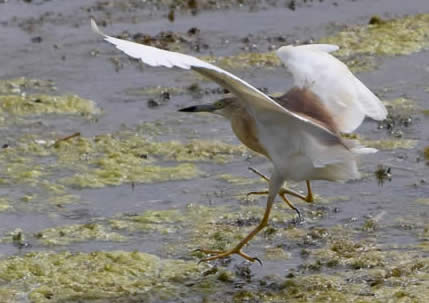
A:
[[91, 19, 349, 169], [90, 19, 336, 133], [276, 45, 387, 133]]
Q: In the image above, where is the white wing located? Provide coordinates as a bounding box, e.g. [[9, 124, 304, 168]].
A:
[[276, 45, 387, 133], [91, 19, 351, 170]]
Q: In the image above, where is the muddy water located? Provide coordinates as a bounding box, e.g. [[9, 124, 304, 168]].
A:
[[0, 0, 429, 302]]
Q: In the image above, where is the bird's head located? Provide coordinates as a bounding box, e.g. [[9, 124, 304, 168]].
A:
[[178, 96, 238, 119]]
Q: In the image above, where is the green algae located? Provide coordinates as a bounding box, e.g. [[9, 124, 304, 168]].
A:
[[53, 133, 246, 164], [0, 126, 249, 215], [0, 77, 99, 138], [145, 139, 247, 163], [63, 163, 199, 188], [111, 205, 227, 243], [0, 77, 56, 95], [362, 218, 378, 232], [125, 85, 184, 97], [0, 198, 12, 212], [0, 250, 221, 303], [362, 138, 417, 150], [1, 161, 46, 185], [416, 198, 429, 205], [35, 223, 127, 246], [264, 246, 290, 261], [201, 51, 281, 70], [275, 258, 429, 303], [0, 94, 101, 117], [0, 130, 246, 210], [217, 174, 261, 186], [53, 134, 245, 187], [109, 203, 297, 257], [424, 146, 429, 160], [251, 224, 429, 303], [383, 97, 418, 113], [285, 225, 388, 269], [186, 203, 295, 252], [1, 229, 26, 245], [321, 14, 429, 57], [0, 288, 16, 302], [200, 14, 429, 73], [1, 207, 428, 302], [110, 209, 185, 234]]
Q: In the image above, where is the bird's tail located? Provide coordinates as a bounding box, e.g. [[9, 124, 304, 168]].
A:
[[343, 138, 378, 155], [311, 138, 377, 181]]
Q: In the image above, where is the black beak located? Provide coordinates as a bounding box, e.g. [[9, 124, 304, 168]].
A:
[[178, 105, 198, 112], [178, 104, 217, 113]]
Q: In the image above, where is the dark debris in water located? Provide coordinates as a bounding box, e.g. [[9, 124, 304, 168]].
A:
[[378, 112, 413, 138], [374, 164, 392, 186], [147, 91, 171, 108], [116, 27, 209, 53], [187, 83, 230, 98], [241, 33, 293, 52], [233, 262, 254, 282], [86, 0, 322, 18], [187, 83, 268, 99], [232, 216, 260, 227]]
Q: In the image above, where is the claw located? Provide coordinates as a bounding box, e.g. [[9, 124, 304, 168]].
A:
[[248, 167, 269, 181], [295, 207, 303, 222], [198, 258, 208, 265], [253, 257, 263, 266]]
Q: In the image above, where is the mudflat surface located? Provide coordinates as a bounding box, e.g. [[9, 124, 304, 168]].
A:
[[0, 0, 429, 302]]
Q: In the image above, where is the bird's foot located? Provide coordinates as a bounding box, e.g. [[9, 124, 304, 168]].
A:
[[279, 192, 303, 222], [246, 190, 303, 221], [195, 248, 262, 265], [304, 180, 314, 203], [248, 167, 306, 200], [304, 195, 314, 203], [246, 190, 269, 199]]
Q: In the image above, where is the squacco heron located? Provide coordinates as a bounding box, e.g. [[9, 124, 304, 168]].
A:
[[179, 89, 328, 218], [91, 19, 387, 263]]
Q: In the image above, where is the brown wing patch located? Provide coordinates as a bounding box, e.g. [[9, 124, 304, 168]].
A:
[[228, 103, 271, 159], [273, 87, 339, 134]]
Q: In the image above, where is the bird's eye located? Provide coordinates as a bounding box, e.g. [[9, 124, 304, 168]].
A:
[[215, 102, 223, 108]]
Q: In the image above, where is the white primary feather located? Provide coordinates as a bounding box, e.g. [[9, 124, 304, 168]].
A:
[[90, 19, 332, 130], [91, 19, 364, 179], [289, 44, 339, 53], [276, 45, 387, 133]]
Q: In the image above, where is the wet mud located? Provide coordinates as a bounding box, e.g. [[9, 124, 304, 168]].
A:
[[0, 0, 429, 302]]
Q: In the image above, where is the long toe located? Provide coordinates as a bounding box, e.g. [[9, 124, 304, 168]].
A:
[[194, 248, 224, 254], [246, 190, 269, 198], [198, 248, 261, 264]]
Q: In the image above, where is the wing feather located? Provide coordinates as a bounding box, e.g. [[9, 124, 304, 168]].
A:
[[276, 44, 387, 133], [91, 19, 350, 169], [91, 19, 341, 134]]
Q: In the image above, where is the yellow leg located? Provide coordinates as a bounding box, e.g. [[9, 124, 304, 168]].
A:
[[279, 192, 302, 220], [198, 171, 284, 263], [246, 189, 301, 219], [249, 167, 314, 203], [305, 180, 314, 203]]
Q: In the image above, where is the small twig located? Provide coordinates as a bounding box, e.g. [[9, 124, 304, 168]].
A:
[[54, 132, 80, 146]]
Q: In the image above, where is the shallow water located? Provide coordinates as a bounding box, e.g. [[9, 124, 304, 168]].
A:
[[0, 0, 429, 302]]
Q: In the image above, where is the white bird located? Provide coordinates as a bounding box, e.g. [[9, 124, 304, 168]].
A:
[[91, 19, 387, 263]]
